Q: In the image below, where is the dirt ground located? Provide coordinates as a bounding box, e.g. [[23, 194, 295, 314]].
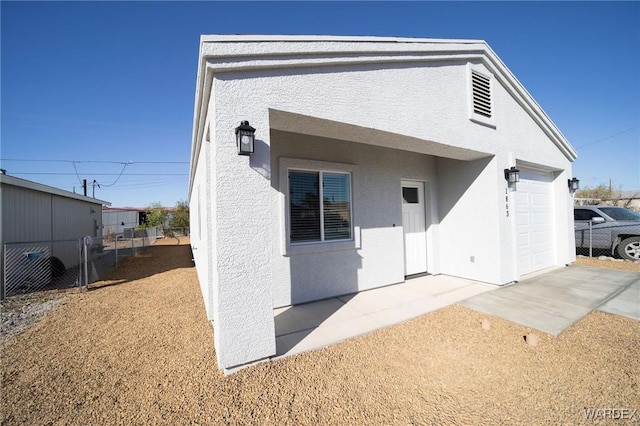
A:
[[1, 242, 638, 425]]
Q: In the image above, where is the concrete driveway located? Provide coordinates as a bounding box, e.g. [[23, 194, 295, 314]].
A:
[[460, 265, 640, 335]]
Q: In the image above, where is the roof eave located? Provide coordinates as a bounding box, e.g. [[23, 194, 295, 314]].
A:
[[0, 174, 111, 205]]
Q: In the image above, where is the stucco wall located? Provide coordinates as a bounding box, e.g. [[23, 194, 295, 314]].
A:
[[215, 62, 478, 157], [435, 156, 505, 283], [190, 134, 214, 320], [208, 96, 276, 371]]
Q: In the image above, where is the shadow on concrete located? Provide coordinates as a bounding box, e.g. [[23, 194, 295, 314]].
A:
[[274, 293, 357, 356]]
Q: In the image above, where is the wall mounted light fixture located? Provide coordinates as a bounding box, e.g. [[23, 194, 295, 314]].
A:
[[568, 177, 580, 193], [504, 166, 520, 190], [235, 120, 256, 156]]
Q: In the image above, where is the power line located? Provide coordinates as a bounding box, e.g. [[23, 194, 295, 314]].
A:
[[576, 125, 639, 149], [1, 158, 188, 164], [72, 162, 84, 185], [51, 178, 185, 187], [9, 172, 188, 176], [97, 180, 186, 190], [94, 163, 129, 187]]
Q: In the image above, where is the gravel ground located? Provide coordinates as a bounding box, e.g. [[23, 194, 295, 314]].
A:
[[575, 255, 640, 272], [1, 243, 638, 425], [0, 294, 66, 346]]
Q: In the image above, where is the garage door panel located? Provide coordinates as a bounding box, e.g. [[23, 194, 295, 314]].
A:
[[520, 169, 553, 182], [516, 168, 555, 275], [532, 194, 550, 206], [532, 213, 550, 225], [532, 231, 551, 245], [516, 211, 530, 227], [517, 234, 530, 246], [516, 193, 529, 204], [533, 254, 552, 268], [534, 250, 552, 261]]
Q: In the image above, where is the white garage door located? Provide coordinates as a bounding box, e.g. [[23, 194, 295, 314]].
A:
[[516, 168, 555, 275]]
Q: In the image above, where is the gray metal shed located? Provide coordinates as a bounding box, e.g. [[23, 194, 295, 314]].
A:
[[0, 174, 110, 298]]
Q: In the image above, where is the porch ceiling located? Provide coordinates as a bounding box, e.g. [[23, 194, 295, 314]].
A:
[[269, 109, 491, 161]]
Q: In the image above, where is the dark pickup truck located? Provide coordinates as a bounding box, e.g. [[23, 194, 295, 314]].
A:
[[574, 206, 640, 260]]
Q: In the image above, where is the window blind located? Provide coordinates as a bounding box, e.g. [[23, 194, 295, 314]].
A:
[[289, 171, 321, 242], [289, 170, 351, 243], [322, 172, 351, 240]]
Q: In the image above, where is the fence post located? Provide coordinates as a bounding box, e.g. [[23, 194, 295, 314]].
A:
[[78, 238, 83, 291], [588, 220, 593, 258], [80, 236, 93, 291], [1, 243, 6, 301], [115, 236, 118, 268], [84, 241, 88, 291]]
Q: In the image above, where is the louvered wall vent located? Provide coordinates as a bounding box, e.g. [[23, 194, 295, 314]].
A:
[[472, 71, 492, 118]]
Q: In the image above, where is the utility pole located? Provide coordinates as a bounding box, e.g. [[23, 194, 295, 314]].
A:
[[92, 180, 100, 198], [83, 179, 87, 196]]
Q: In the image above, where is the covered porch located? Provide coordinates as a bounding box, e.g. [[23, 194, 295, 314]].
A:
[[267, 109, 509, 309]]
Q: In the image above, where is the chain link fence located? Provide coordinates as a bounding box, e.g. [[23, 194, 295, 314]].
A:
[[573, 204, 640, 260], [3, 239, 87, 299], [159, 227, 189, 239], [574, 223, 640, 260], [101, 227, 160, 268], [1, 227, 171, 300]]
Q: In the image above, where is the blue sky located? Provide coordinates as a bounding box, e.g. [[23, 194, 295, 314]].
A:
[[2, 1, 639, 207]]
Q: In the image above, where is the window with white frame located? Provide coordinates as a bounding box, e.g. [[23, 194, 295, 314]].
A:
[[289, 170, 352, 243]]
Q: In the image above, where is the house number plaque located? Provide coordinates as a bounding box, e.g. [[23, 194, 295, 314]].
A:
[[505, 188, 510, 217]]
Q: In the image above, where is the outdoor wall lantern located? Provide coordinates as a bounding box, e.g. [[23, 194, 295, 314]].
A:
[[504, 166, 520, 190], [568, 177, 580, 193], [235, 120, 256, 156]]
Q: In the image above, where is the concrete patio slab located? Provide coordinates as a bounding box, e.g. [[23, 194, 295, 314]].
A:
[[460, 265, 640, 335], [274, 275, 495, 358]]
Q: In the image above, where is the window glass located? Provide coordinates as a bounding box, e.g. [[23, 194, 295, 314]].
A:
[[574, 209, 602, 221], [599, 207, 640, 221], [289, 170, 351, 243], [289, 171, 320, 242], [323, 172, 351, 240], [402, 187, 419, 204]]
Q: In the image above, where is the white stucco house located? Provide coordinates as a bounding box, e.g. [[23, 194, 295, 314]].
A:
[[188, 35, 578, 372]]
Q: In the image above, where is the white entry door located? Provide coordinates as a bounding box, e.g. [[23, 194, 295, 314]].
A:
[[402, 181, 428, 276]]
